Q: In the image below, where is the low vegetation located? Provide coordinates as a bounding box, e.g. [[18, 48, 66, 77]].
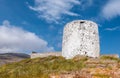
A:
[[0, 55, 119, 78], [100, 55, 120, 62], [0, 56, 87, 78], [93, 74, 110, 78]]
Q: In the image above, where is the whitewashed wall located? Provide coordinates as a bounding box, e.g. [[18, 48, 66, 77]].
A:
[[30, 52, 61, 58], [62, 20, 100, 59]]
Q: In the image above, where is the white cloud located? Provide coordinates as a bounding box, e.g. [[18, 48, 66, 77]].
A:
[[0, 20, 54, 53], [102, 0, 120, 19], [29, 0, 80, 23], [105, 26, 120, 31]]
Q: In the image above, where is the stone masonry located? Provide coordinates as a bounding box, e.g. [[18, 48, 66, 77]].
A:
[[31, 52, 61, 58], [62, 20, 100, 59]]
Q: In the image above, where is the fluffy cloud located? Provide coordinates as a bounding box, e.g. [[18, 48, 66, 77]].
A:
[[29, 0, 80, 23], [102, 0, 120, 19], [0, 20, 54, 53]]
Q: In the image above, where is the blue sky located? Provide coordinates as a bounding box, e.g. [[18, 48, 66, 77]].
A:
[[0, 0, 120, 55]]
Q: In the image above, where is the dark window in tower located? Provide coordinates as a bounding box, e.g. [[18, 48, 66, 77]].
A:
[[80, 21, 85, 23]]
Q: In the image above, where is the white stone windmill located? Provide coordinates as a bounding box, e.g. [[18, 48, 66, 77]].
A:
[[62, 20, 100, 59]]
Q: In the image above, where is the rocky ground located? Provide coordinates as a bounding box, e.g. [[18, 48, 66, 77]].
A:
[[50, 56, 120, 78]]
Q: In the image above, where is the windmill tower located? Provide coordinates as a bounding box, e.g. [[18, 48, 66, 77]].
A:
[[62, 20, 100, 59]]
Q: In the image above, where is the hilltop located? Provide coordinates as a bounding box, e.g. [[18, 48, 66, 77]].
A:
[[0, 53, 30, 66], [0, 55, 120, 78]]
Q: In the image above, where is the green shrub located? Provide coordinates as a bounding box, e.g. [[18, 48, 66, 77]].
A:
[[100, 55, 119, 61], [94, 74, 110, 78]]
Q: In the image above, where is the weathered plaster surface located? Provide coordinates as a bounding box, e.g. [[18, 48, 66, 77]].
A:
[[62, 20, 100, 59], [31, 52, 61, 58]]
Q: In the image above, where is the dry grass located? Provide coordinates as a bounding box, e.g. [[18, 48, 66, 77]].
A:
[[0, 56, 86, 78], [0, 55, 119, 78]]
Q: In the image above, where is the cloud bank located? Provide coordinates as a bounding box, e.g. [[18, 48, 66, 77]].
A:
[[0, 20, 54, 53], [102, 0, 120, 19], [29, 0, 80, 23]]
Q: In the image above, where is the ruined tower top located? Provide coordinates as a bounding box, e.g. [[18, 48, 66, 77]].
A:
[[62, 20, 100, 59]]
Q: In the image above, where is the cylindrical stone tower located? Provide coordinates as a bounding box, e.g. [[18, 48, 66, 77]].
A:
[[62, 20, 100, 59]]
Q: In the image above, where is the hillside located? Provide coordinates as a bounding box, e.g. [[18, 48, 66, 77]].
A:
[[0, 53, 30, 66], [0, 55, 120, 78]]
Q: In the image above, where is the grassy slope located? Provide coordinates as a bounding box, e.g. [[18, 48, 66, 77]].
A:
[[0, 56, 87, 78], [0, 55, 119, 78]]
